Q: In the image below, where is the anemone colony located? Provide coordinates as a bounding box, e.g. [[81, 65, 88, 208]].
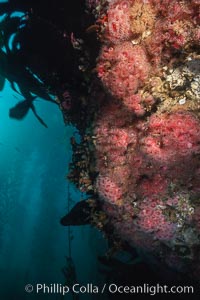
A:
[[61, 0, 200, 278]]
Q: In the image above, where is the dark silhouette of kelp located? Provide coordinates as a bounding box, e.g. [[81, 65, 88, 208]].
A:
[[0, 12, 60, 127]]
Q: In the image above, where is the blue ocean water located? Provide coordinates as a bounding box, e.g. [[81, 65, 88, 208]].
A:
[[0, 79, 107, 300]]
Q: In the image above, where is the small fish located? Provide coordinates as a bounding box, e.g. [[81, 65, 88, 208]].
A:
[[60, 199, 98, 226]]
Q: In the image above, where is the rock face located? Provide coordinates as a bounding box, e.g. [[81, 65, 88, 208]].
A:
[[83, 0, 200, 278]]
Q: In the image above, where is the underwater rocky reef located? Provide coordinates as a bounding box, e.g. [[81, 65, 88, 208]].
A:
[[60, 0, 200, 282]]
